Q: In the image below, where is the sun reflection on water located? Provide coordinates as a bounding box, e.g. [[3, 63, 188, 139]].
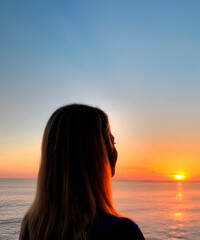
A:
[[168, 182, 186, 240], [173, 182, 185, 222], [176, 182, 183, 200], [173, 212, 184, 221]]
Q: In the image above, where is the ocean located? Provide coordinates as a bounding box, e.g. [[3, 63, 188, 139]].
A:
[[0, 179, 200, 240]]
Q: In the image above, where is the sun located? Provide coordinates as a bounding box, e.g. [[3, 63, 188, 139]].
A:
[[173, 174, 185, 181]]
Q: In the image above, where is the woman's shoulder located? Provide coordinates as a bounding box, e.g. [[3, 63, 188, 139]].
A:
[[90, 211, 145, 240]]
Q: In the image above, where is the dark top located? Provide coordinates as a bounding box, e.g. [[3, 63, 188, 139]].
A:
[[21, 211, 145, 240], [89, 211, 145, 240]]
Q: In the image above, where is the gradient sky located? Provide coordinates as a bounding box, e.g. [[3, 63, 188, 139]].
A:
[[0, 0, 200, 180]]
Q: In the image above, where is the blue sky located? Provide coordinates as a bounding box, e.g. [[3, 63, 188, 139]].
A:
[[0, 1, 200, 178]]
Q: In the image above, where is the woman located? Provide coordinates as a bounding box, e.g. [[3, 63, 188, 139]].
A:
[[19, 104, 145, 240]]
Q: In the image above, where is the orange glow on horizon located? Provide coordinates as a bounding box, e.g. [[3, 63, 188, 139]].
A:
[[1, 134, 200, 180]]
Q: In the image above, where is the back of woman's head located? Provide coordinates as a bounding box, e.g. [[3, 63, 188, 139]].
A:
[[19, 104, 117, 240]]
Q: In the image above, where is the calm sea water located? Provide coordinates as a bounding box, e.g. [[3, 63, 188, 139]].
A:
[[0, 179, 200, 240]]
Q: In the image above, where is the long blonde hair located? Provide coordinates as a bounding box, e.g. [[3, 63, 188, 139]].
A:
[[19, 104, 118, 240]]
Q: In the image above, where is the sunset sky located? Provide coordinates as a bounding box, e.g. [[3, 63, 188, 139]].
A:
[[0, 1, 200, 181]]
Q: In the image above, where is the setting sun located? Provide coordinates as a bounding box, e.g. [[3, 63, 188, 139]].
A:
[[174, 174, 185, 181]]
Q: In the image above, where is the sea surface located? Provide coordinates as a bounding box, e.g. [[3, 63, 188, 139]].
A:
[[0, 179, 200, 240]]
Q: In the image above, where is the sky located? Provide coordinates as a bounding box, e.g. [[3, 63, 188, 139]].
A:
[[0, 0, 200, 180]]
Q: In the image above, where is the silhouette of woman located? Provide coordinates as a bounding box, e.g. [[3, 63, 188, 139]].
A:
[[19, 104, 145, 240]]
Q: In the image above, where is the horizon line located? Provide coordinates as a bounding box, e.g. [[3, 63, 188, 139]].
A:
[[0, 177, 200, 182]]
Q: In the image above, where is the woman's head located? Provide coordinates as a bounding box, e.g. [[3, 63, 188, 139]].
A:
[[39, 103, 118, 208], [20, 104, 118, 240], [41, 103, 117, 180]]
